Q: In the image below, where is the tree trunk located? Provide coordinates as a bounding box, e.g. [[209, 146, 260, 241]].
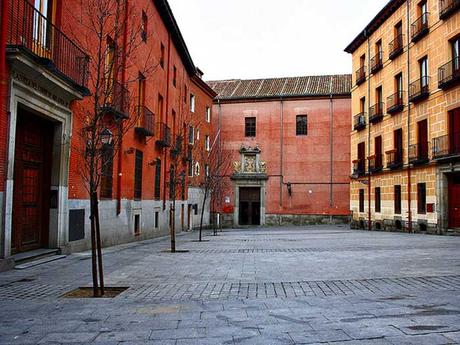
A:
[[170, 202, 176, 252], [89, 193, 99, 297], [199, 191, 207, 242], [93, 192, 104, 296]]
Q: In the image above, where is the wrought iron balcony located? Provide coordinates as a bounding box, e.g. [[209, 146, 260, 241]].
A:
[[155, 122, 171, 147], [386, 149, 403, 169], [389, 34, 404, 60], [355, 66, 366, 85], [354, 112, 366, 131], [368, 154, 383, 173], [408, 142, 430, 165], [370, 52, 383, 74], [134, 106, 154, 136], [432, 132, 460, 159], [352, 159, 366, 178], [409, 76, 430, 103], [100, 80, 129, 119], [439, 0, 460, 20], [7, 0, 89, 91], [387, 91, 404, 114], [369, 102, 385, 124], [438, 57, 460, 89], [411, 13, 429, 42]]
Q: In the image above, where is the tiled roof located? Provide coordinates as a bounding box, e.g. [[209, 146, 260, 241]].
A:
[[207, 75, 351, 100]]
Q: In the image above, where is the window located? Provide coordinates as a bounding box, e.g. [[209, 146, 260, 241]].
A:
[[134, 214, 141, 235], [296, 115, 308, 135], [194, 162, 200, 176], [184, 85, 188, 103], [375, 135, 382, 168], [376, 40, 382, 57], [395, 21, 403, 39], [173, 66, 177, 87], [360, 54, 365, 68], [33, 0, 52, 46], [394, 128, 403, 163], [417, 119, 428, 159], [419, 56, 429, 87], [190, 94, 195, 112], [375, 187, 381, 213], [141, 10, 148, 42], [158, 94, 164, 121], [104, 37, 116, 99], [188, 160, 194, 177], [360, 97, 365, 112], [196, 130, 200, 141], [100, 143, 114, 199], [418, 0, 428, 20], [154, 158, 161, 200], [137, 74, 145, 126], [205, 135, 210, 151], [160, 43, 165, 69], [394, 185, 402, 214], [206, 107, 211, 123], [359, 189, 365, 212], [376, 86, 382, 104], [357, 142, 365, 173], [395, 73, 403, 95], [417, 183, 426, 214], [154, 211, 159, 228], [188, 126, 194, 144], [245, 117, 256, 137], [205, 164, 210, 177], [134, 150, 143, 200]]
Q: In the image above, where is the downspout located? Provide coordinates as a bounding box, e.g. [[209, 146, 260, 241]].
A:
[[406, 0, 412, 232], [366, 30, 372, 231], [217, 98, 222, 212], [163, 33, 171, 211], [279, 97, 284, 209], [329, 86, 334, 208], [117, 0, 129, 215]]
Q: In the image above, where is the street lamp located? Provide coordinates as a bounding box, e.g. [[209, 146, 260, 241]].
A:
[[100, 128, 113, 145]]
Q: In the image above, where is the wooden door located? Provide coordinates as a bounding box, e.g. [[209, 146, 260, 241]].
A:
[[394, 129, 403, 162], [239, 188, 261, 226], [12, 111, 52, 253], [449, 108, 460, 154], [375, 136, 382, 167], [357, 142, 365, 171], [418, 119, 428, 158], [448, 174, 460, 228]]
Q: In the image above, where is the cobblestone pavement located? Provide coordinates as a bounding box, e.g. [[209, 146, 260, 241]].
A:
[[1, 225, 460, 344]]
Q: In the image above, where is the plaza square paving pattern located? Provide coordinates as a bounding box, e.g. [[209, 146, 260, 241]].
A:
[[1, 226, 460, 344]]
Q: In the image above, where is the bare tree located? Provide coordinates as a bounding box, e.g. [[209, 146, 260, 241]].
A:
[[67, 0, 157, 296]]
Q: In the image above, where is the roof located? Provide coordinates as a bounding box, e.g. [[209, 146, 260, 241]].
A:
[[207, 75, 352, 101], [344, 0, 406, 54]]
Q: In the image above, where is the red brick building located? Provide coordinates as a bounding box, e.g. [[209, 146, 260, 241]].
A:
[[208, 76, 352, 227], [0, 0, 215, 269]]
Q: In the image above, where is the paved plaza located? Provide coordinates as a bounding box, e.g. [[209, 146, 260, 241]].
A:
[[1, 226, 460, 344]]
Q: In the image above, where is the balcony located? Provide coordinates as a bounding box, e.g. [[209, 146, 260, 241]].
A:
[[155, 122, 171, 147], [368, 154, 383, 173], [389, 34, 404, 60], [409, 77, 430, 103], [370, 52, 383, 74], [411, 13, 429, 42], [387, 91, 404, 114], [171, 135, 184, 158], [355, 66, 366, 86], [369, 103, 385, 124], [354, 113, 366, 131], [7, 0, 89, 93], [439, 0, 460, 20], [432, 132, 460, 160], [438, 57, 460, 89], [352, 159, 366, 178], [134, 106, 154, 136], [408, 142, 430, 165], [386, 149, 403, 169], [100, 81, 129, 119]]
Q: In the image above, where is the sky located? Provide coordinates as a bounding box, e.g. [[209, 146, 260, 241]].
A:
[[167, 0, 390, 81]]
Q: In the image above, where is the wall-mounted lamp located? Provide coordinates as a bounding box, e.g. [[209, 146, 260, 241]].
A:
[[286, 182, 292, 196], [125, 147, 135, 155], [100, 128, 113, 145]]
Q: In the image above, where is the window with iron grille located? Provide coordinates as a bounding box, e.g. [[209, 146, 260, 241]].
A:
[[296, 115, 308, 135], [188, 126, 194, 144], [134, 150, 143, 200], [394, 185, 402, 214], [375, 187, 381, 213], [100, 143, 114, 199], [245, 117, 256, 137], [154, 158, 161, 200], [359, 189, 365, 212], [417, 183, 426, 214]]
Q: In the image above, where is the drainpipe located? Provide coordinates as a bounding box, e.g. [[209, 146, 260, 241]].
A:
[[217, 98, 222, 212], [329, 90, 334, 208], [116, 0, 129, 215], [366, 30, 372, 231], [163, 33, 171, 211], [406, 0, 413, 232], [279, 97, 284, 210]]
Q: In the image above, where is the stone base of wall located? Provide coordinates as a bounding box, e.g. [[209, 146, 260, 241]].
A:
[[265, 214, 350, 227], [351, 218, 439, 234], [0, 257, 15, 272]]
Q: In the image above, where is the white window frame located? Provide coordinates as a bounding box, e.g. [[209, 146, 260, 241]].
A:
[[206, 107, 211, 123], [205, 135, 210, 151], [194, 162, 200, 176], [190, 94, 195, 113]]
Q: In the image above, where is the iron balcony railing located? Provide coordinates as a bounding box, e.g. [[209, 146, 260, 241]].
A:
[[389, 34, 404, 60], [134, 106, 154, 136], [409, 76, 430, 103], [355, 66, 366, 85], [7, 0, 89, 90], [354, 112, 366, 131], [439, 0, 460, 20], [387, 91, 404, 114], [100, 80, 129, 119], [408, 142, 430, 165], [368, 154, 383, 173], [369, 102, 385, 123], [411, 13, 429, 42], [171, 135, 183, 158], [156, 122, 171, 147], [432, 132, 460, 159], [352, 159, 366, 177], [386, 149, 404, 169], [370, 52, 383, 74], [438, 57, 460, 89]]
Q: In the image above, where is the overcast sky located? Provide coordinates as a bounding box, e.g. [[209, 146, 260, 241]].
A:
[[167, 0, 389, 81]]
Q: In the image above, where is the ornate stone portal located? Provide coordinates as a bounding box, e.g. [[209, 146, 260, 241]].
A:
[[231, 145, 268, 226]]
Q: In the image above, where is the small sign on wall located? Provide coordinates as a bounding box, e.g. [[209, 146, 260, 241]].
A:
[[427, 203, 435, 213], [225, 196, 230, 204]]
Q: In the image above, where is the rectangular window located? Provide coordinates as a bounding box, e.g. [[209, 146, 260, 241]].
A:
[[190, 94, 195, 112], [296, 115, 308, 135], [134, 150, 143, 200], [245, 117, 256, 137], [137, 74, 145, 127], [158, 94, 164, 121], [375, 135, 382, 168], [418, 183, 426, 214], [359, 189, 365, 212], [418, 0, 428, 18], [134, 214, 141, 235], [417, 119, 428, 159], [188, 160, 194, 177], [160, 43, 165, 69], [394, 128, 403, 163], [188, 126, 194, 144], [100, 144, 114, 199], [154, 158, 161, 200], [206, 107, 211, 123], [173, 65, 177, 87], [394, 185, 402, 214], [360, 97, 365, 112], [419, 56, 429, 87], [375, 187, 381, 213], [395, 21, 403, 38], [154, 211, 159, 228], [376, 40, 382, 56], [104, 36, 116, 98], [376, 86, 382, 104], [360, 54, 365, 68], [205, 164, 210, 177], [141, 10, 148, 42], [205, 135, 210, 151]]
